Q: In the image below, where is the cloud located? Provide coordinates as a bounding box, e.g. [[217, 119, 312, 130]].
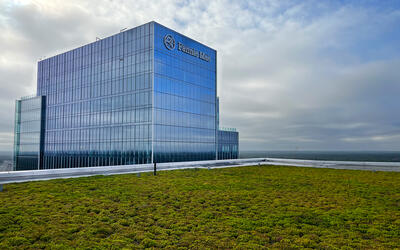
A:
[[0, 0, 399, 151]]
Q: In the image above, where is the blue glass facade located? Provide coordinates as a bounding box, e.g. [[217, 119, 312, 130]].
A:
[[153, 23, 217, 162], [37, 23, 153, 169], [14, 21, 238, 170]]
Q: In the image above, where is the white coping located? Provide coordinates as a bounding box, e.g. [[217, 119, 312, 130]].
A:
[[0, 158, 399, 185]]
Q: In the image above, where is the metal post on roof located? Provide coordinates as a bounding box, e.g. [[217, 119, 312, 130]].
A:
[[154, 162, 157, 176]]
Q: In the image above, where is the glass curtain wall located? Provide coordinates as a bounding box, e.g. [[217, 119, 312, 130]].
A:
[[14, 96, 45, 170], [37, 23, 154, 169], [217, 130, 239, 160], [153, 23, 217, 163]]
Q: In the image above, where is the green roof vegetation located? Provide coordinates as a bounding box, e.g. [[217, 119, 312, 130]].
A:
[[0, 165, 399, 248]]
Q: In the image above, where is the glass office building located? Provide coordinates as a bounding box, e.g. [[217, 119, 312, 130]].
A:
[[13, 21, 239, 170], [218, 128, 239, 160], [13, 96, 46, 170]]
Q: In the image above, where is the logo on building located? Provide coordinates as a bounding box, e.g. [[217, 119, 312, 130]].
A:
[[163, 34, 175, 50], [163, 34, 210, 62]]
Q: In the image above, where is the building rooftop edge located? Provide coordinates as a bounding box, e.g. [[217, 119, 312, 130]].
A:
[[38, 20, 216, 64], [152, 21, 217, 52], [20, 94, 40, 100], [219, 127, 238, 132]]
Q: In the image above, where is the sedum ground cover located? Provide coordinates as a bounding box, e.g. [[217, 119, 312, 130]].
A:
[[0, 165, 399, 249]]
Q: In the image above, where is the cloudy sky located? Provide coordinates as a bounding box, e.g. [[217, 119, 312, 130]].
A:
[[0, 0, 400, 152]]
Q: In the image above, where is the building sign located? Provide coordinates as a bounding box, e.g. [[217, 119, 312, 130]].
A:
[[163, 34, 175, 50], [163, 34, 210, 62]]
